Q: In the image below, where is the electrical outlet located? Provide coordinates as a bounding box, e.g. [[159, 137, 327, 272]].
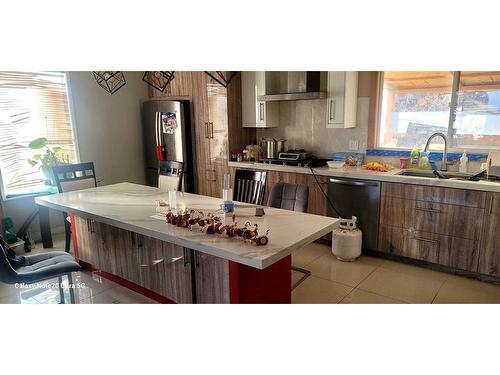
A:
[[349, 140, 359, 151]]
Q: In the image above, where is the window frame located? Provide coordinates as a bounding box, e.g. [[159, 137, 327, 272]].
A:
[[374, 71, 500, 153], [0, 71, 80, 201]]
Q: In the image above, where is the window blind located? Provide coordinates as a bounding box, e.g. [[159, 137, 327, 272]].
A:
[[0, 71, 77, 197]]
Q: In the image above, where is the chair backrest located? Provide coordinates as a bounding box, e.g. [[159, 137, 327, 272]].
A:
[[158, 160, 184, 192], [268, 182, 309, 213], [233, 169, 267, 205], [0, 240, 19, 284], [52, 162, 97, 193]]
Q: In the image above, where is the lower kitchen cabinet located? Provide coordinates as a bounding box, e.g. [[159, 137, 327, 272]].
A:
[[74, 215, 227, 303], [194, 251, 230, 304], [478, 192, 500, 277], [379, 182, 484, 274], [74, 216, 99, 267], [138, 236, 193, 304], [379, 225, 480, 272]]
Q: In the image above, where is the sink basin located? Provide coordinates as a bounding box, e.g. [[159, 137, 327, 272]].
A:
[[398, 170, 473, 179]]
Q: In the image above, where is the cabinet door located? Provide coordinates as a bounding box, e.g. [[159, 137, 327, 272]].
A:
[[478, 193, 500, 277], [138, 235, 193, 303], [194, 251, 230, 304], [326, 71, 358, 128], [74, 216, 98, 266], [113, 229, 140, 284], [207, 77, 228, 165], [160, 243, 193, 304], [97, 222, 121, 275]]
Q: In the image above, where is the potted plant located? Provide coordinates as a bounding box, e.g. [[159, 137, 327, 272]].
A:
[[27, 137, 68, 186]]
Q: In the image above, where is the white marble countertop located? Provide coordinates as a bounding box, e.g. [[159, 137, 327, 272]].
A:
[[228, 161, 500, 193], [35, 182, 338, 269]]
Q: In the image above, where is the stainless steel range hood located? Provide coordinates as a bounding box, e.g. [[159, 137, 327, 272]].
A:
[[257, 71, 326, 102]]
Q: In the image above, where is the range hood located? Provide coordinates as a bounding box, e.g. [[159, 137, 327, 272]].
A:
[[257, 72, 326, 102]]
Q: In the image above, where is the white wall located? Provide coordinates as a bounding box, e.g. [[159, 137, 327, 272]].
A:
[[2, 71, 149, 238], [68, 71, 148, 185]]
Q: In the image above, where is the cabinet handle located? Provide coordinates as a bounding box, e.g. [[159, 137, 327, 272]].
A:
[[152, 258, 164, 266], [259, 102, 264, 122], [413, 236, 440, 245], [183, 248, 190, 267], [205, 122, 209, 139], [329, 99, 336, 121], [209, 122, 214, 139], [415, 207, 441, 214], [86, 219, 91, 232]]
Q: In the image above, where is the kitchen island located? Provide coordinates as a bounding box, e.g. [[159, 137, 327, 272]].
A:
[[35, 182, 338, 303]]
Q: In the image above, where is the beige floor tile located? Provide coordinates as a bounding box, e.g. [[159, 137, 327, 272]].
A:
[[379, 259, 449, 284], [80, 285, 157, 304], [433, 275, 500, 304], [307, 254, 380, 287], [340, 289, 406, 304], [292, 242, 331, 268], [292, 276, 352, 304], [357, 267, 444, 303]]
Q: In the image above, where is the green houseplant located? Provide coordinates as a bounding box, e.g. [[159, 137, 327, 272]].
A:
[[27, 137, 67, 186]]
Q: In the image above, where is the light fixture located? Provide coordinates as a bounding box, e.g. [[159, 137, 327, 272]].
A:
[[204, 71, 236, 88], [92, 71, 126, 95], [142, 71, 175, 92]]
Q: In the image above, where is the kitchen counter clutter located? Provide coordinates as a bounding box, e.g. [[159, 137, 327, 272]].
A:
[[228, 161, 500, 193]]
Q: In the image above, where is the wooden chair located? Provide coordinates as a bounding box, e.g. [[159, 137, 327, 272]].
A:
[[233, 169, 267, 205], [267, 182, 311, 290], [158, 160, 184, 192], [52, 162, 97, 253]]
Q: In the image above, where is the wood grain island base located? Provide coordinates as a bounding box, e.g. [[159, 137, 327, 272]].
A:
[[37, 183, 337, 304]]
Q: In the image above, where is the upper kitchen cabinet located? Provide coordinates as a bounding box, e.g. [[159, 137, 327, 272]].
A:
[[325, 71, 358, 128], [241, 71, 280, 128]]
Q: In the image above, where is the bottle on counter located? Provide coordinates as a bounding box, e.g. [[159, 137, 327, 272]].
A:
[[409, 146, 420, 169], [459, 151, 469, 173]]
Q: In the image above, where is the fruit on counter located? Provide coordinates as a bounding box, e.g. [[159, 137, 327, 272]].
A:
[[362, 161, 394, 172]]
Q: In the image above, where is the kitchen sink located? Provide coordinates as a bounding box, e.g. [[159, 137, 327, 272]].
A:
[[398, 170, 472, 179], [398, 170, 500, 182]]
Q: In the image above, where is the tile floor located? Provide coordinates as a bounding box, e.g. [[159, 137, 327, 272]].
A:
[[2, 235, 500, 304], [291, 242, 500, 304]]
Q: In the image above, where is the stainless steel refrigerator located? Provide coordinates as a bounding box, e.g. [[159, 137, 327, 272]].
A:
[[141, 100, 194, 192]]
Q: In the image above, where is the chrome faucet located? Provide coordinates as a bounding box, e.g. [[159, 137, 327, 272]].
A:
[[423, 132, 449, 171]]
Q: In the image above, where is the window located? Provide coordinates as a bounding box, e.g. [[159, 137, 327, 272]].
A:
[[377, 71, 500, 150], [0, 71, 77, 198]]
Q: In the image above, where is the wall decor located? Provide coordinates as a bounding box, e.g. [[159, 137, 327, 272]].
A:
[[142, 71, 175, 92], [204, 71, 236, 88], [92, 71, 126, 95]]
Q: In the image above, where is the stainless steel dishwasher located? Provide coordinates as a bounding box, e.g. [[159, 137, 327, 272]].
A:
[[326, 177, 381, 252]]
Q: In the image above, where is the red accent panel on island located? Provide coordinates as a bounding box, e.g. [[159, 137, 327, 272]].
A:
[[228, 255, 292, 304]]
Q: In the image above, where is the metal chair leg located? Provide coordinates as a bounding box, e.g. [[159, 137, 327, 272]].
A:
[[58, 275, 65, 304], [291, 266, 311, 290], [68, 273, 75, 304]]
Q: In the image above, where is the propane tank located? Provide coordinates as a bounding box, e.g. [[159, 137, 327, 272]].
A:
[[331, 216, 362, 261]]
